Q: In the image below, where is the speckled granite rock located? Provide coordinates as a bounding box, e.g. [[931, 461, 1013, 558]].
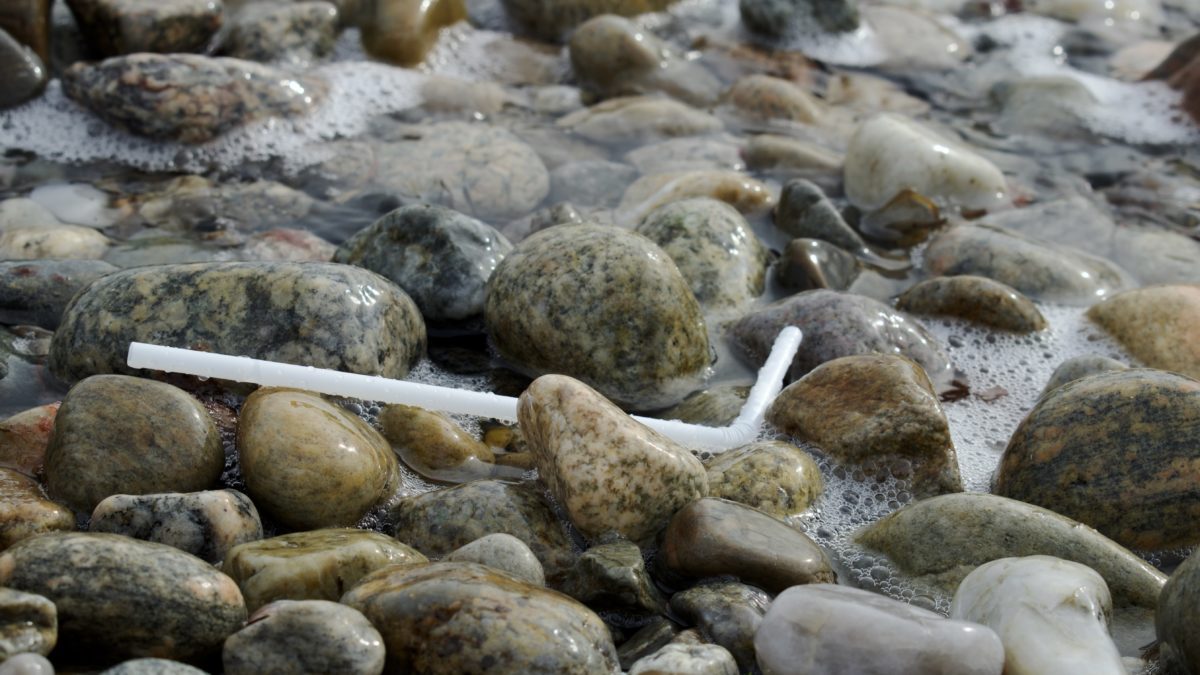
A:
[[773, 179, 866, 252], [520, 374, 708, 542], [0, 653, 54, 674], [897, 276, 1047, 333], [670, 582, 769, 672], [99, 659, 209, 674], [66, 0, 223, 55], [44, 375, 222, 512], [924, 223, 1127, 305], [1087, 285, 1200, 380], [343, 562, 619, 673], [488, 225, 710, 410], [0, 28, 45, 110], [0, 588, 55, 659], [334, 204, 512, 322], [379, 403, 495, 481], [755, 585, 1005, 675], [501, 0, 675, 41], [49, 261, 425, 384], [726, 74, 823, 123], [0, 0, 51, 63], [559, 96, 722, 146], [635, 198, 769, 317], [657, 385, 748, 428], [1158, 546, 1200, 673], [775, 238, 860, 292], [705, 441, 822, 516], [223, 1, 338, 65], [445, 533, 545, 586], [740, 0, 858, 36], [617, 170, 774, 226], [374, 122, 549, 221], [390, 480, 575, 586], [996, 369, 1200, 550], [628, 643, 738, 675], [0, 260, 117, 330], [1041, 355, 1128, 396], [732, 289, 952, 385], [360, 0, 465, 66], [89, 490, 263, 564], [223, 600, 384, 675], [62, 54, 326, 143], [0, 532, 246, 661], [768, 354, 961, 496], [660, 498, 834, 593], [223, 528, 427, 611], [0, 468, 72, 551], [951, 556, 1125, 675], [238, 388, 400, 530], [562, 540, 667, 614], [855, 493, 1167, 609]]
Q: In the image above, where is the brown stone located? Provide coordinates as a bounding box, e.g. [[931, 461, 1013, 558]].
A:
[[1087, 284, 1200, 380], [0, 0, 51, 62]]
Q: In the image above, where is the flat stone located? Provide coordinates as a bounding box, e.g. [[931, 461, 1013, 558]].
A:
[[562, 540, 667, 614], [896, 276, 1047, 333], [755, 584, 1004, 675], [520, 374, 708, 542], [45, 375, 223, 512], [62, 54, 326, 143], [342, 562, 619, 673], [855, 493, 1167, 609], [132, 176, 315, 234], [89, 490, 263, 564], [628, 643, 738, 675], [487, 225, 711, 411], [775, 238, 861, 292], [223, 1, 339, 65], [0, 532, 246, 661], [995, 369, 1200, 550], [360, 0, 465, 66], [1158, 546, 1200, 673], [333, 204, 512, 322], [951, 556, 1125, 675], [1087, 284, 1200, 380], [704, 441, 823, 516], [559, 96, 723, 146], [238, 388, 400, 530], [0, 223, 110, 260], [0, 28, 45, 110], [379, 403, 495, 481], [1041, 355, 1128, 397], [659, 498, 835, 593], [670, 582, 769, 672], [0, 587, 55, 658], [0, 260, 117, 330], [500, 0, 675, 41], [444, 533, 545, 586], [48, 261, 426, 385], [0, 403, 58, 478], [66, 0, 223, 55], [223, 600, 385, 675], [0, 468, 72, 551], [773, 179, 866, 252], [222, 528, 427, 611]]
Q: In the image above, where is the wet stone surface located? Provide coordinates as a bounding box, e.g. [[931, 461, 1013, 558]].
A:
[[896, 275, 1048, 333], [669, 582, 770, 673], [66, 0, 224, 56], [223, 600, 385, 675], [704, 440, 823, 516], [89, 490, 263, 564]]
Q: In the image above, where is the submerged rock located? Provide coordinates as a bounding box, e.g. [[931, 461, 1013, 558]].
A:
[[657, 384, 749, 427], [559, 96, 723, 146], [0, 260, 117, 330], [0, 468, 73, 551], [89, 490, 263, 564], [501, 0, 675, 41], [775, 238, 861, 292], [223, 600, 385, 675], [223, 1, 339, 65], [562, 540, 667, 614], [66, 0, 223, 56], [896, 276, 1047, 333], [726, 74, 824, 123], [0, 404, 58, 479], [1087, 284, 1200, 380]]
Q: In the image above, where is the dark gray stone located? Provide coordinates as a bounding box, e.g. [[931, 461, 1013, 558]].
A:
[[223, 600, 384, 675], [739, 0, 859, 36], [774, 179, 865, 252], [89, 490, 263, 564], [670, 582, 769, 672], [562, 541, 667, 614], [1158, 547, 1200, 674], [0, 259, 117, 329], [776, 238, 860, 292]]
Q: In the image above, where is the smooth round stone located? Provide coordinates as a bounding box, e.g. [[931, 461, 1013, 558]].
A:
[[773, 179, 866, 252], [49, 261, 426, 385], [731, 289, 952, 385], [896, 276, 1047, 333], [1158, 546, 1200, 673], [62, 54, 325, 143], [705, 441, 822, 516], [844, 114, 1008, 212], [0, 654, 53, 675], [726, 75, 823, 123], [486, 225, 711, 411], [223, 600, 384, 675], [223, 1, 338, 65], [995, 369, 1200, 550], [65, 0, 223, 55], [991, 76, 1097, 139], [89, 490, 263, 564], [500, 0, 675, 41], [379, 404, 495, 481], [739, 0, 858, 35], [519, 375, 708, 542], [1041, 355, 1128, 397], [1087, 284, 1200, 380], [951, 556, 1125, 675], [660, 498, 834, 593], [0, 588, 55, 659], [657, 385, 749, 428], [390, 479, 575, 586], [238, 388, 400, 530], [629, 643, 738, 675], [0, 224, 110, 260], [374, 122, 549, 221], [334, 204, 512, 322], [558, 96, 723, 146], [855, 493, 1167, 610], [0, 468, 73, 551], [0, 532, 246, 661], [924, 223, 1127, 305], [768, 354, 961, 495], [754, 584, 1004, 675], [742, 135, 843, 176], [45, 375, 222, 512], [0, 404, 56, 477], [562, 540, 667, 614], [0, 28, 45, 110], [445, 533, 545, 586], [635, 198, 768, 316], [0, 260, 117, 330], [670, 582, 770, 673], [617, 171, 774, 226], [776, 238, 861, 292], [343, 562, 619, 673], [361, 0, 464, 65]]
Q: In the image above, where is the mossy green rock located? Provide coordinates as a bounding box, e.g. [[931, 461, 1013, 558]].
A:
[[1087, 284, 1200, 381], [342, 561, 619, 673]]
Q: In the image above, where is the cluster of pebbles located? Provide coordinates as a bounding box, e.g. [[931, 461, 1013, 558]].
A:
[[2, 0, 1200, 672]]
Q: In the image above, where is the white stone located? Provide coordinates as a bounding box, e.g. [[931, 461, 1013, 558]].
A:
[[843, 113, 1009, 211], [950, 555, 1126, 675], [0, 654, 54, 675], [754, 584, 1004, 675], [29, 184, 117, 228]]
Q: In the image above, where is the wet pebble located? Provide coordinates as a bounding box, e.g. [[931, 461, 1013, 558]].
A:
[[444, 533, 545, 586], [741, 134, 843, 177], [0, 403, 57, 478], [1087, 284, 1200, 380], [657, 384, 748, 428], [773, 178, 866, 252], [775, 238, 861, 292], [501, 0, 674, 41], [1041, 355, 1128, 396], [617, 170, 774, 225], [739, 0, 859, 36], [89, 490, 263, 564], [0, 28, 45, 110], [66, 0, 223, 55], [726, 74, 823, 123], [618, 618, 682, 670], [549, 160, 638, 208], [0, 260, 117, 330], [0, 654, 53, 675], [223, 600, 384, 675], [0, 0, 51, 63], [0, 587, 55, 659], [624, 136, 744, 175], [562, 540, 667, 614], [0, 468, 71, 551], [896, 275, 1047, 333], [45, 375, 222, 512], [669, 582, 769, 672], [559, 96, 723, 146], [379, 403, 495, 480], [223, 1, 339, 65], [0, 219, 110, 261], [628, 643, 738, 675], [132, 176, 315, 233], [359, 0, 465, 67], [704, 440, 823, 516]]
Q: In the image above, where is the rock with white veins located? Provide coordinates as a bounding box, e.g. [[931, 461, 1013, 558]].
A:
[[844, 114, 1009, 212], [950, 556, 1125, 675], [89, 490, 263, 564], [518, 374, 708, 543]]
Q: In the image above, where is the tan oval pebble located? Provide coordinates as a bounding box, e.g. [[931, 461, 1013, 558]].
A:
[[1087, 284, 1200, 380], [896, 275, 1047, 333], [0, 468, 73, 551], [223, 600, 385, 675], [379, 404, 495, 480], [726, 74, 823, 123], [705, 441, 823, 516]]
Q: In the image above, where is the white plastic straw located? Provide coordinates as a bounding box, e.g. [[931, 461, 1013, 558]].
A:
[[126, 326, 801, 451]]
